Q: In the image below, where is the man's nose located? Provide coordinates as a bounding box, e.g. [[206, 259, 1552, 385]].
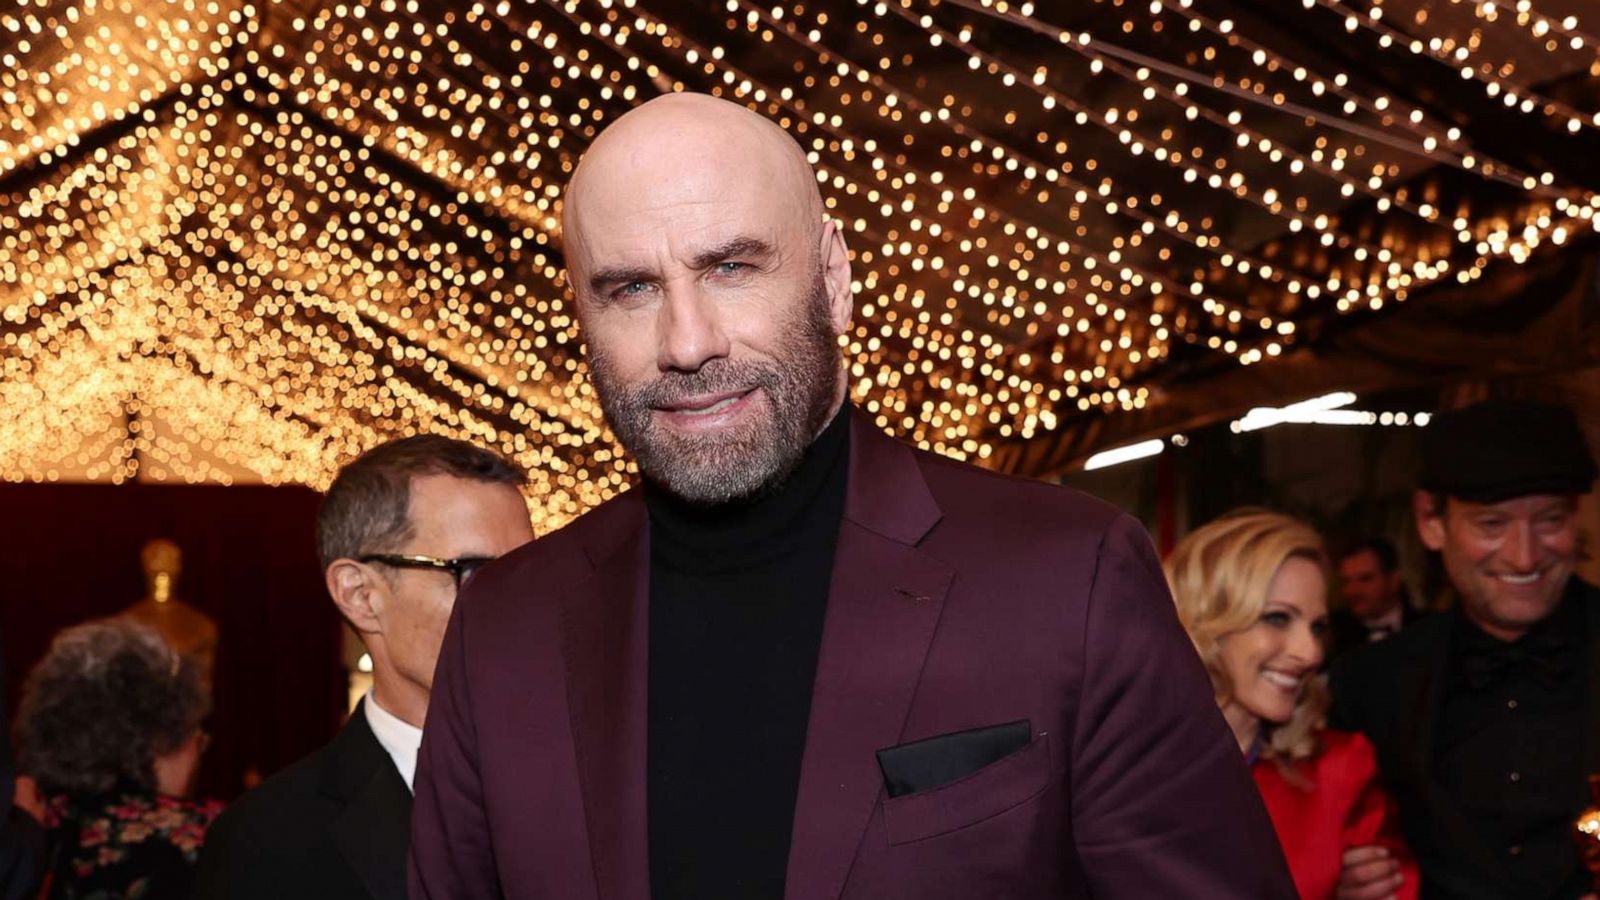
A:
[[657, 286, 730, 373], [1504, 521, 1539, 571]]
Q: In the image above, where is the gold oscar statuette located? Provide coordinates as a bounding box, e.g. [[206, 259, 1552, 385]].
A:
[[122, 538, 220, 695]]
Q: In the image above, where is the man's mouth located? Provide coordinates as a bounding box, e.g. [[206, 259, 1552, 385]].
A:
[[1493, 571, 1543, 587], [656, 388, 755, 417]]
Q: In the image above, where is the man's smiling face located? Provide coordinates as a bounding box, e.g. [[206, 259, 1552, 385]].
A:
[[1416, 491, 1580, 640]]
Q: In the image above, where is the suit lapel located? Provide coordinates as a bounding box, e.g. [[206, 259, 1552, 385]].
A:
[[783, 413, 952, 900], [330, 766, 413, 900], [1397, 617, 1513, 891], [323, 708, 413, 900], [563, 495, 651, 900], [1394, 622, 1444, 793]]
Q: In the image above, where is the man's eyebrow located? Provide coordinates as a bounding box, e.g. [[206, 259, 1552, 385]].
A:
[[588, 265, 657, 294], [689, 237, 774, 270], [585, 238, 774, 293]]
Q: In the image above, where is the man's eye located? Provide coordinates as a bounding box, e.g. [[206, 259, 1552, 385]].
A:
[[615, 281, 650, 297], [715, 261, 749, 275]]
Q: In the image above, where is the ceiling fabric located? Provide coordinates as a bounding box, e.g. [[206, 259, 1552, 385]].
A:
[[2, 0, 1596, 528]]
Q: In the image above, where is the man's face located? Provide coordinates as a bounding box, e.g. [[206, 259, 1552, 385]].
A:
[[1337, 549, 1402, 621], [1415, 491, 1580, 640], [379, 474, 533, 692], [568, 161, 849, 504]]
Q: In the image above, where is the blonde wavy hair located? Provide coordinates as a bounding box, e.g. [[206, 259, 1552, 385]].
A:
[[1164, 509, 1328, 768]]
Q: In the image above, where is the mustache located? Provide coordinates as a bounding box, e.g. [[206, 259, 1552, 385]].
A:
[[621, 360, 782, 409]]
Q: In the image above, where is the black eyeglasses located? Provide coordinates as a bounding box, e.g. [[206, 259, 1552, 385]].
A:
[[358, 554, 496, 590]]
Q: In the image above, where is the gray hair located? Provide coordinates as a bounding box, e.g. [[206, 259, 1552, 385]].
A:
[[316, 434, 527, 570], [14, 619, 209, 796]]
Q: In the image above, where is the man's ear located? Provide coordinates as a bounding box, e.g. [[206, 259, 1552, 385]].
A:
[[326, 559, 385, 636], [819, 218, 854, 336], [1413, 489, 1447, 552]]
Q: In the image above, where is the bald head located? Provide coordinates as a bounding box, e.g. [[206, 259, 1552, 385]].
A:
[[556, 92, 856, 505], [564, 93, 823, 253]]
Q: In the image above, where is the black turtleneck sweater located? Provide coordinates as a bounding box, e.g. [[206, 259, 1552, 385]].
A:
[[645, 405, 851, 900]]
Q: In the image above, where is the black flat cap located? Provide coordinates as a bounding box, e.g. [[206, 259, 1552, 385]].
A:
[[1420, 398, 1597, 502]]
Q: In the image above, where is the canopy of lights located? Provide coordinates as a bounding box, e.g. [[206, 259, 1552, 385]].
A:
[[2, 0, 1597, 530]]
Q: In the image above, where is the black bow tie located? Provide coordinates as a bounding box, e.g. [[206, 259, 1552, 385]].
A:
[[1455, 630, 1576, 693]]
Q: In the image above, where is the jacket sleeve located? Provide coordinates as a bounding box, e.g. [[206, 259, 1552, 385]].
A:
[[1338, 733, 1420, 900], [1068, 514, 1298, 899], [408, 595, 501, 899], [188, 781, 299, 890], [189, 804, 275, 900]]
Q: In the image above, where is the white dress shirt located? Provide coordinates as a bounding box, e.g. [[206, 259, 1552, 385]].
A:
[[1360, 605, 1405, 641], [363, 691, 423, 792]]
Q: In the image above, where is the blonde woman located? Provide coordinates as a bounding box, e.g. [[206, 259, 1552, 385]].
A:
[[1166, 510, 1417, 900]]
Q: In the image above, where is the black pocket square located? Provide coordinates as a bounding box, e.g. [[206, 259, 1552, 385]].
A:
[[876, 719, 1032, 798]]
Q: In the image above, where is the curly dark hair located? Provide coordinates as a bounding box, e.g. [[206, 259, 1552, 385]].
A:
[[14, 619, 209, 797]]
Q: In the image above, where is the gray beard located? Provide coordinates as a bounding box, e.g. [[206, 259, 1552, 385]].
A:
[[588, 279, 839, 505]]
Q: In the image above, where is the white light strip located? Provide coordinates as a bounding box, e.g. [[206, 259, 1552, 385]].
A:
[[1084, 438, 1166, 471], [1232, 391, 1358, 432], [1295, 410, 1378, 426], [1232, 405, 1433, 433]]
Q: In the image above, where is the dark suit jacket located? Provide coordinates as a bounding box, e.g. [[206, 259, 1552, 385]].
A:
[[1329, 579, 1600, 900], [410, 411, 1297, 900], [1327, 603, 1430, 662], [192, 703, 411, 900], [1, 637, 43, 900]]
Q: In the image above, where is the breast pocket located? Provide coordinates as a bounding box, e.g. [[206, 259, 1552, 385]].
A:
[[879, 731, 1053, 845]]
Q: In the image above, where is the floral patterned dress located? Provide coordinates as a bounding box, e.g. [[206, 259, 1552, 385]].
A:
[[39, 790, 222, 900]]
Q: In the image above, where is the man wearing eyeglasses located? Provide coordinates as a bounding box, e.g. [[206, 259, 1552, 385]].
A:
[[193, 435, 533, 900]]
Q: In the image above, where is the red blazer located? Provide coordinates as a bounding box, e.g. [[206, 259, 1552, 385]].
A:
[[1253, 729, 1420, 900], [410, 410, 1297, 899]]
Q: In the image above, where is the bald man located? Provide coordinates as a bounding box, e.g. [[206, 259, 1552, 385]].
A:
[[410, 93, 1296, 900]]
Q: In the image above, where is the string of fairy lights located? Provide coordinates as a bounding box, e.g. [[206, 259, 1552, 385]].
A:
[[1, 0, 1596, 529]]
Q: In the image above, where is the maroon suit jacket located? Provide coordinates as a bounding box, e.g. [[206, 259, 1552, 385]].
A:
[[410, 411, 1297, 899]]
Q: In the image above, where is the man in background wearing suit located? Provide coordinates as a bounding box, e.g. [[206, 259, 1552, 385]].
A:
[[409, 92, 1295, 900], [193, 436, 533, 900], [1327, 537, 1427, 661], [1332, 399, 1600, 900]]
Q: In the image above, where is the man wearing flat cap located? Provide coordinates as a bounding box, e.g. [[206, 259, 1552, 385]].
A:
[[1331, 398, 1600, 900]]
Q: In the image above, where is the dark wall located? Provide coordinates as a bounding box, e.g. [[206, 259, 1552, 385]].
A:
[[0, 483, 344, 801]]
